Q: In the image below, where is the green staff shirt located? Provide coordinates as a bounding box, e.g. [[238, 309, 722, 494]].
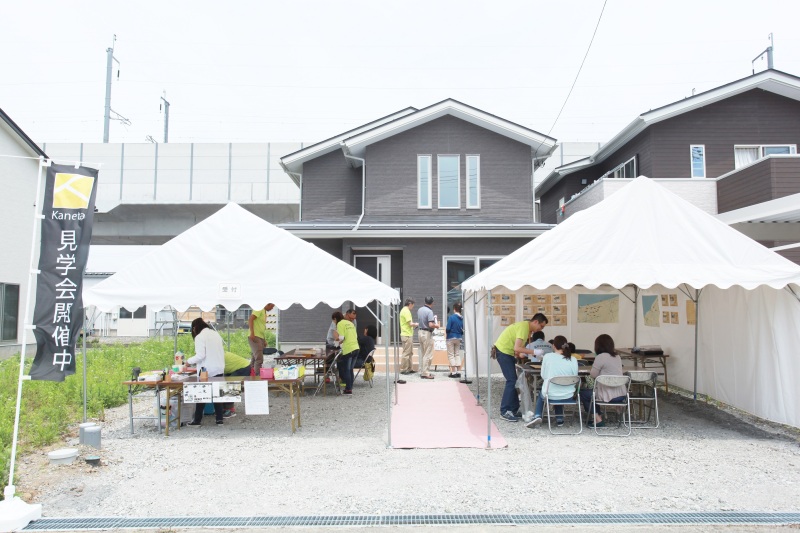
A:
[[400, 306, 413, 337], [337, 320, 359, 355], [495, 321, 530, 355], [251, 309, 267, 339]]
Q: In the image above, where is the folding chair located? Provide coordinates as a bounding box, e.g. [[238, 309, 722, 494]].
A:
[[592, 375, 632, 437], [314, 348, 342, 396], [626, 370, 660, 429], [354, 349, 375, 388], [543, 375, 583, 435]]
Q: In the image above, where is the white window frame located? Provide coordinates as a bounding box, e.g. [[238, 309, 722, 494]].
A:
[[437, 154, 461, 209], [690, 145, 706, 178], [734, 144, 797, 169], [466, 155, 480, 209], [608, 156, 637, 179], [417, 155, 432, 209], [442, 255, 504, 319]]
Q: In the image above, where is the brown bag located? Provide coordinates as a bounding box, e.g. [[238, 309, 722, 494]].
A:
[[491, 345, 497, 359]]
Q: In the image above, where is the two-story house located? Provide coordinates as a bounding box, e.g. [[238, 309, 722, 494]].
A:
[[278, 100, 557, 342], [535, 69, 800, 264]]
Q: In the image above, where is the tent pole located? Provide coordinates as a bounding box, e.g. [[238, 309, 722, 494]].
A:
[[172, 308, 178, 357], [486, 290, 492, 449], [693, 288, 701, 401], [459, 289, 472, 385], [393, 304, 402, 400], [633, 285, 639, 346], [82, 309, 88, 422], [384, 302, 392, 448]]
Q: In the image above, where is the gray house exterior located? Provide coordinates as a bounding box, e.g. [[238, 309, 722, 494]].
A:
[[278, 100, 557, 342], [536, 69, 800, 264]]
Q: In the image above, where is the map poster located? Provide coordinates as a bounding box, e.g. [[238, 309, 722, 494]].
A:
[[577, 294, 619, 323], [686, 300, 697, 325], [552, 304, 566, 315], [642, 295, 660, 327], [662, 311, 670, 324], [670, 311, 679, 324], [552, 315, 568, 326], [668, 294, 678, 306], [498, 305, 516, 315], [661, 294, 669, 307], [535, 294, 551, 305], [491, 293, 516, 304], [551, 294, 567, 304], [499, 315, 514, 327]]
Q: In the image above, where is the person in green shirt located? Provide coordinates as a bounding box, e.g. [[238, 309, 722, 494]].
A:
[[495, 313, 548, 422], [248, 303, 275, 375], [333, 308, 359, 395], [399, 298, 418, 375], [224, 351, 252, 377]]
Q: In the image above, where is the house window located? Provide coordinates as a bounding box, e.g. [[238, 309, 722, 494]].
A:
[[443, 256, 502, 317], [734, 145, 797, 168], [1, 283, 19, 342], [466, 155, 480, 208], [690, 145, 706, 178], [438, 155, 460, 209], [119, 306, 146, 319], [417, 155, 432, 209], [608, 156, 636, 179]]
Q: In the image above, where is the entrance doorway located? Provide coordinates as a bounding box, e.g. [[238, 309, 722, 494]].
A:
[[353, 255, 391, 342]]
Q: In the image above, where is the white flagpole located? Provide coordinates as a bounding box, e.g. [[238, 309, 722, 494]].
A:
[[0, 157, 47, 529]]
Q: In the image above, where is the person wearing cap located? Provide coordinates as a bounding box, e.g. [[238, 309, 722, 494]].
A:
[[493, 313, 548, 422], [399, 298, 418, 375], [417, 296, 440, 379], [332, 308, 359, 395], [248, 303, 275, 375]]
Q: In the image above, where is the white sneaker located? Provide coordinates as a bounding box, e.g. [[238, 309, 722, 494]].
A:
[[526, 416, 542, 429]]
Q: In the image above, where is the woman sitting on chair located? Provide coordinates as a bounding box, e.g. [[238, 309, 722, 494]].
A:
[[580, 334, 628, 428], [527, 335, 578, 428], [355, 324, 377, 368]]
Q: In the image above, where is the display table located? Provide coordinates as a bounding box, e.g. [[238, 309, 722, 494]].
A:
[[616, 348, 670, 392]]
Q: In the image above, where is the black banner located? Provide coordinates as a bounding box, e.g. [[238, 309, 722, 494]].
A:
[[29, 163, 99, 381]]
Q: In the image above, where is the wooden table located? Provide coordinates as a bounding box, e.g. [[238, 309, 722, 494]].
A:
[[616, 348, 670, 392], [276, 348, 328, 390], [124, 375, 304, 436]]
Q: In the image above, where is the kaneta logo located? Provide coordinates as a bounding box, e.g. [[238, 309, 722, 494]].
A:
[[53, 173, 94, 209]]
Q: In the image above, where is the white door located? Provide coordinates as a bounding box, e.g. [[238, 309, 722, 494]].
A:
[[353, 255, 391, 342]]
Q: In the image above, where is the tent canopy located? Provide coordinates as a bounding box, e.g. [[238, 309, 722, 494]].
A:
[[83, 203, 400, 312], [463, 176, 800, 293]]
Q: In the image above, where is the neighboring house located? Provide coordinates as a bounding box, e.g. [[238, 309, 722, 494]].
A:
[[278, 99, 557, 342], [0, 108, 47, 359], [535, 69, 800, 264]]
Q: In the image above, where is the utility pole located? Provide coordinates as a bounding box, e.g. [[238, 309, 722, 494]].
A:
[[160, 92, 170, 143], [103, 35, 130, 142]]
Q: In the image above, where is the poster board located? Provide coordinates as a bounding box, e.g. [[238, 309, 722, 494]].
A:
[[183, 381, 243, 403], [244, 380, 270, 415]]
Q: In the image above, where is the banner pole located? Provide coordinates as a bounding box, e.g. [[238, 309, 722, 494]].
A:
[[82, 308, 88, 422], [2, 157, 47, 524]]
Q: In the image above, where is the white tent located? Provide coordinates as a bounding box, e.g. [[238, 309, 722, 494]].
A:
[[462, 176, 800, 428], [84, 203, 400, 312]]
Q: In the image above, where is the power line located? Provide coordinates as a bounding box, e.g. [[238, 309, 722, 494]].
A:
[[546, 0, 608, 137]]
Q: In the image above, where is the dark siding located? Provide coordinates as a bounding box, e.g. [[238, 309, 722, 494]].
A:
[[301, 151, 361, 221], [718, 158, 800, 213], [278, 235, 531, 342], [365, 115, 533, 223], [649, 89, 800, 178]]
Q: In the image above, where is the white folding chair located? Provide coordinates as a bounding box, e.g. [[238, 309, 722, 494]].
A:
[[626, 370, 660, 429], [543, 375, 582, 435], [592, 375, 631, 437], [354, 349, 375, 388]]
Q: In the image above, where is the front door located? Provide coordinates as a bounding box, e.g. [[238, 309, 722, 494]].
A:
[[353, 255, 391, 342]]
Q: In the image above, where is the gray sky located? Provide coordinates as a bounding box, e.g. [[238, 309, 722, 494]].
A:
[[2, 0, 799, 147]]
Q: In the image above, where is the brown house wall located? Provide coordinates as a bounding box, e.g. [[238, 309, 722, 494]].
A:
[[718, 157, 800, 213]]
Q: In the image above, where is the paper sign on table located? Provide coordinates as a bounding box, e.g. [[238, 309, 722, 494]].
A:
[[244, 380, 270, 415], [183, 382, 213, 403]]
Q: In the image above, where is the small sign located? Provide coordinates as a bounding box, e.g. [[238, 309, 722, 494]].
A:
[[244, 380, 270, 415], [183, 382, 213, 403], [218, 282, 241, 299]]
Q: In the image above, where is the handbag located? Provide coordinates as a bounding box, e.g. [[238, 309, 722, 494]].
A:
[[491, 345, 497, 359]]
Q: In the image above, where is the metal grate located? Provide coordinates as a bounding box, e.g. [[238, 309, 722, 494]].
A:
[[22, 511, 800, 530]]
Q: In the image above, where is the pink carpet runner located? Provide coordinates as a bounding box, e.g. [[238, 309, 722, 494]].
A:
[[390, 381, 508, 449]]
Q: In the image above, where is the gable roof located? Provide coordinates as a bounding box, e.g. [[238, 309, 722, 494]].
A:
[[0, 107, 47, 158], [536, 69, 800, 197], [279, 107, 418, 183], [280, 99, 557, 175]]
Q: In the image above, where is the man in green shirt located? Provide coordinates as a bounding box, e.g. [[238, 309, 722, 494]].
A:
[[248, 303, 275, 375], [399, 298, 418, 374], [333, 308, 360, 395], [495, 313, 548, 422]]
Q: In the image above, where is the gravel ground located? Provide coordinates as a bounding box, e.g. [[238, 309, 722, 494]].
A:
[[14, 371, 800, 522]]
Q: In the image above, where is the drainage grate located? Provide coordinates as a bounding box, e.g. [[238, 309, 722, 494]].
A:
[[22, 511, 800, 530]]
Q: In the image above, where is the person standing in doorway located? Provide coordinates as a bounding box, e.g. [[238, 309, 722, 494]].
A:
[[446, 302, 464, 378], [248, 303, 275, 375], [417, 296, 440, 379], [494, 313, 548, 422], [399, 298, 418, 375]]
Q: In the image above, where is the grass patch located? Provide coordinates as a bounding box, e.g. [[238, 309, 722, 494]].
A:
[[0, 328, 263, 498]]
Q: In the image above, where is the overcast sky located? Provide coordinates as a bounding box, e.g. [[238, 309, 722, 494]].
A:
[[2, 0, 799, 147]]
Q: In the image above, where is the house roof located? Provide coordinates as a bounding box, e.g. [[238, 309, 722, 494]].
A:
[[279, 107, 418, 182], [0, 107, 47, 158], [278, 220, 553, 239], [280, 99, 557, 176], [535, 69, 800, 198]]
